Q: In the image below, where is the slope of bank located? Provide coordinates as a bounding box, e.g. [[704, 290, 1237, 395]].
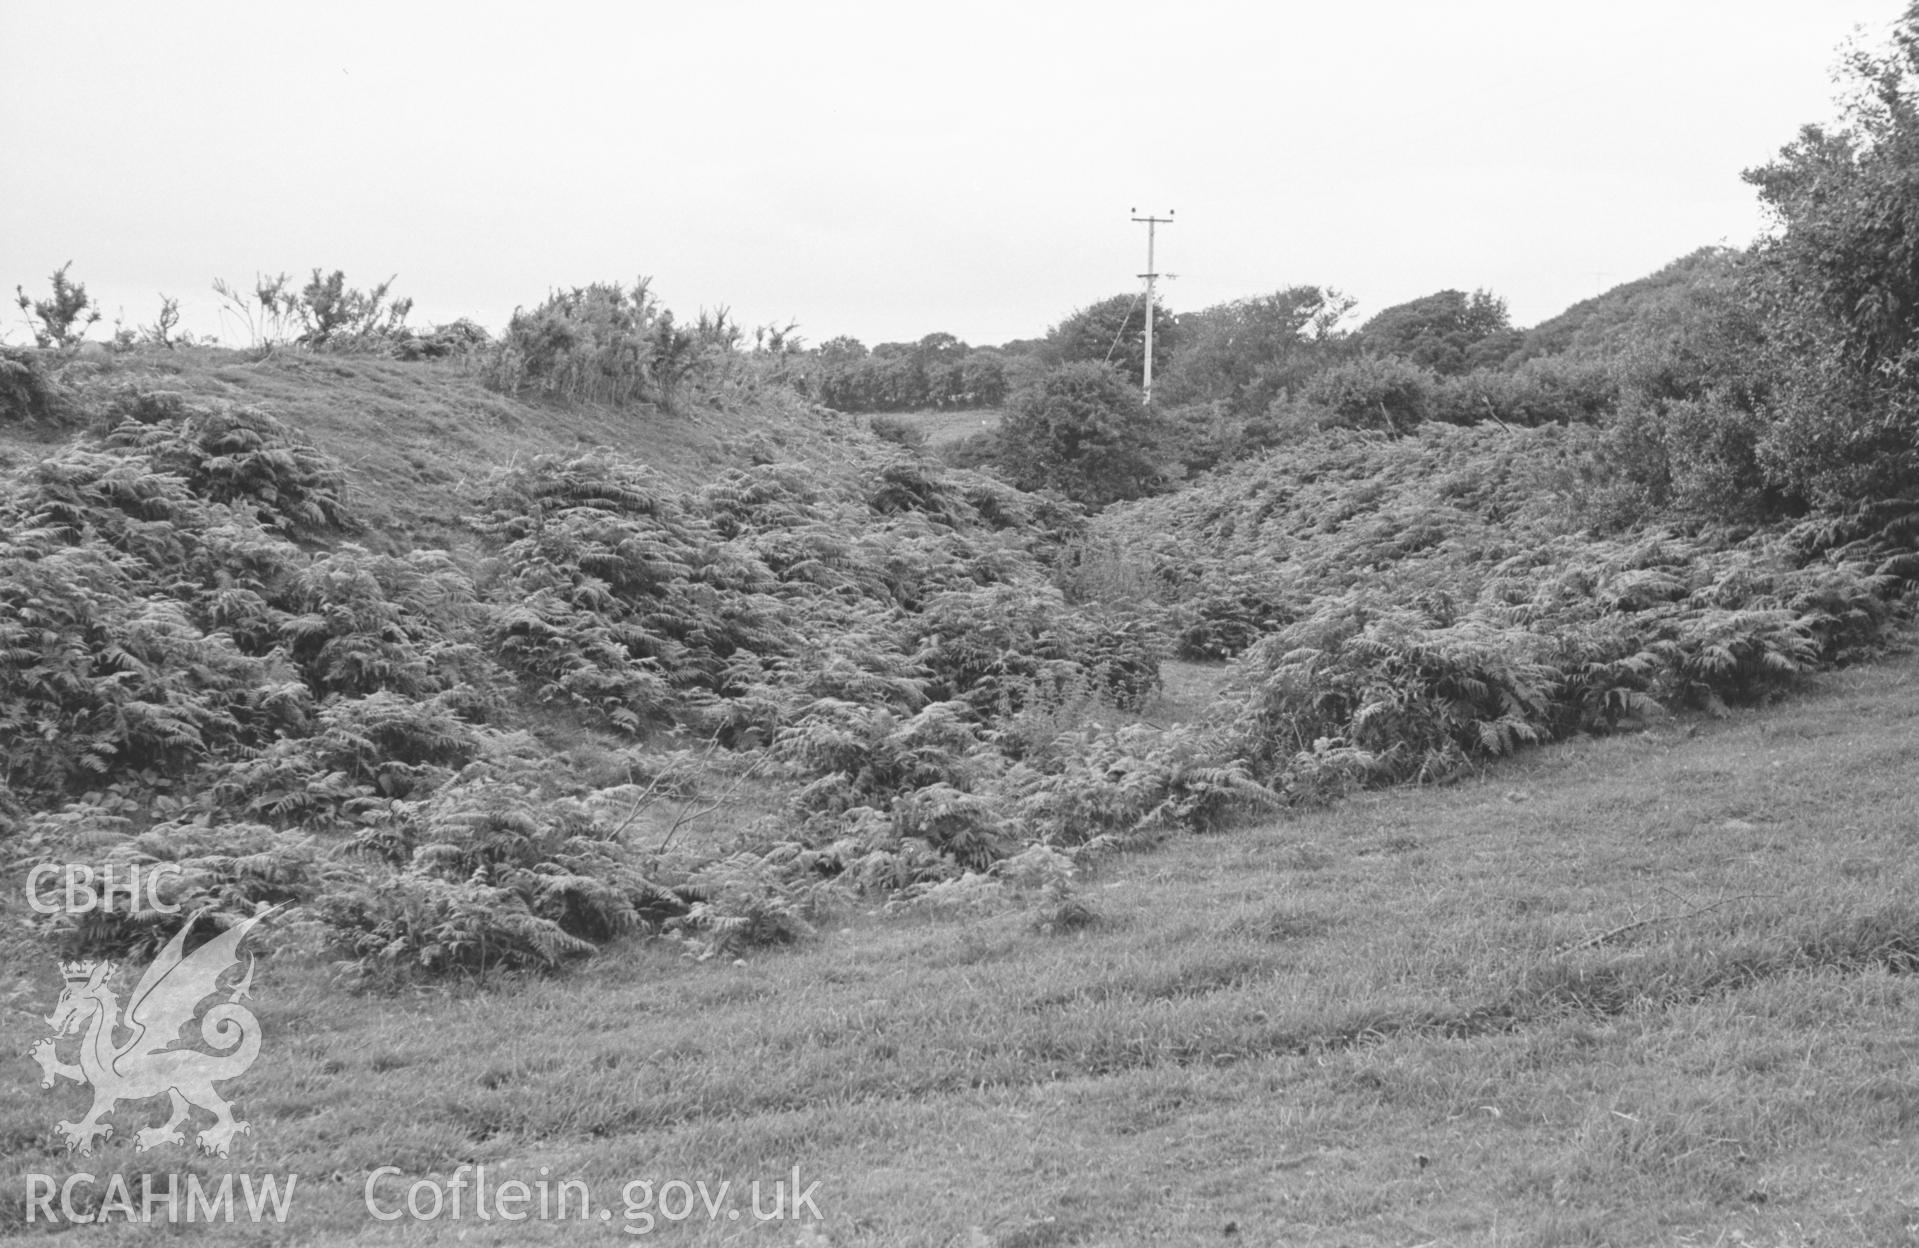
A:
[[1, 346, 873, 550], [8, 635, 1917, 1243]]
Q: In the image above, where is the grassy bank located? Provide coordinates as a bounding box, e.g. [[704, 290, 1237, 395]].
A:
[[0, 347, 871, 551], [9, 640, 1919, 1244]]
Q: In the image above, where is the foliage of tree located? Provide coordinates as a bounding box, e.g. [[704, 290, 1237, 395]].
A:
[[1351, 288, 1514, 375], [810, 331, 1008, 412], [1586, 251, 1785, 520], [997, 362, 1165, 505], [818, 335, 868, 364], [1270, 355, 1437, 436], [1044, 293, 1180, 390], [1429, 356, 1619, 429], [1158, 286, 1352, 415], [1502, 248, 1744, 367], [1742, 5, 1919, 507], [960, 350, 1010, 406]]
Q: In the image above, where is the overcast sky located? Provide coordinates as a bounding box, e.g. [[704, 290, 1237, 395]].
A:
[[0, 2, 1903, 349]]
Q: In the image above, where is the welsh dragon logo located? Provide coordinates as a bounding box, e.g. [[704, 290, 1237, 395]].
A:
[[27, 905, 282, 1158]]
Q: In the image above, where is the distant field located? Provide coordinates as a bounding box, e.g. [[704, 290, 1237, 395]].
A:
[[12, 649, 1919, 1243], [869, 407, 1000, 448]]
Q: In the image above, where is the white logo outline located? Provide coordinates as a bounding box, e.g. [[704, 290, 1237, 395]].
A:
[[27, 904, 282, 1158]]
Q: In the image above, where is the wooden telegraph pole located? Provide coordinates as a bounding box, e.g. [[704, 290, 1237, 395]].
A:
[[1131, 208, 1173, 405]]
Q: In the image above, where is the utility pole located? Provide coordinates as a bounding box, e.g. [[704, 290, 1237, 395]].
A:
[[1131, 208, 1173, 405]]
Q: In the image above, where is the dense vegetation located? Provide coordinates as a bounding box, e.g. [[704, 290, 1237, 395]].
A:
[[1071, 424, 1908, 791], [0, 349, 1232, 975], [10, 9, 1919, 989], [1051, 10, 1919, 801]]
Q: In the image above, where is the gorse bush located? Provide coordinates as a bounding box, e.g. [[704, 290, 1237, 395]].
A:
[[209, 269, 420, 356], [15, 261, 101, 349], [392, 317, 491, 361], [1432, 355, 1618, 428], [482, 279, 662, 406], [478, 279, 744, 413], [293, 269, 413, 350]]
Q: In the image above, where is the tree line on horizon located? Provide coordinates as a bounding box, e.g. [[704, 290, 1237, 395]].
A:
[[13, 1, 1919, 532], [804, 2, 1919, 524], [899, 0, 1919, 526], [800, 283, 1532, 417]]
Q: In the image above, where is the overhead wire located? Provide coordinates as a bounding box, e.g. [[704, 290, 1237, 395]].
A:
[[1102, 290, 1146, 365]]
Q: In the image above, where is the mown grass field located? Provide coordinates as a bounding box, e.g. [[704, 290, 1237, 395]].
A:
[[9, 645, 1919, 1245], [870, 407, 1001, 449]]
